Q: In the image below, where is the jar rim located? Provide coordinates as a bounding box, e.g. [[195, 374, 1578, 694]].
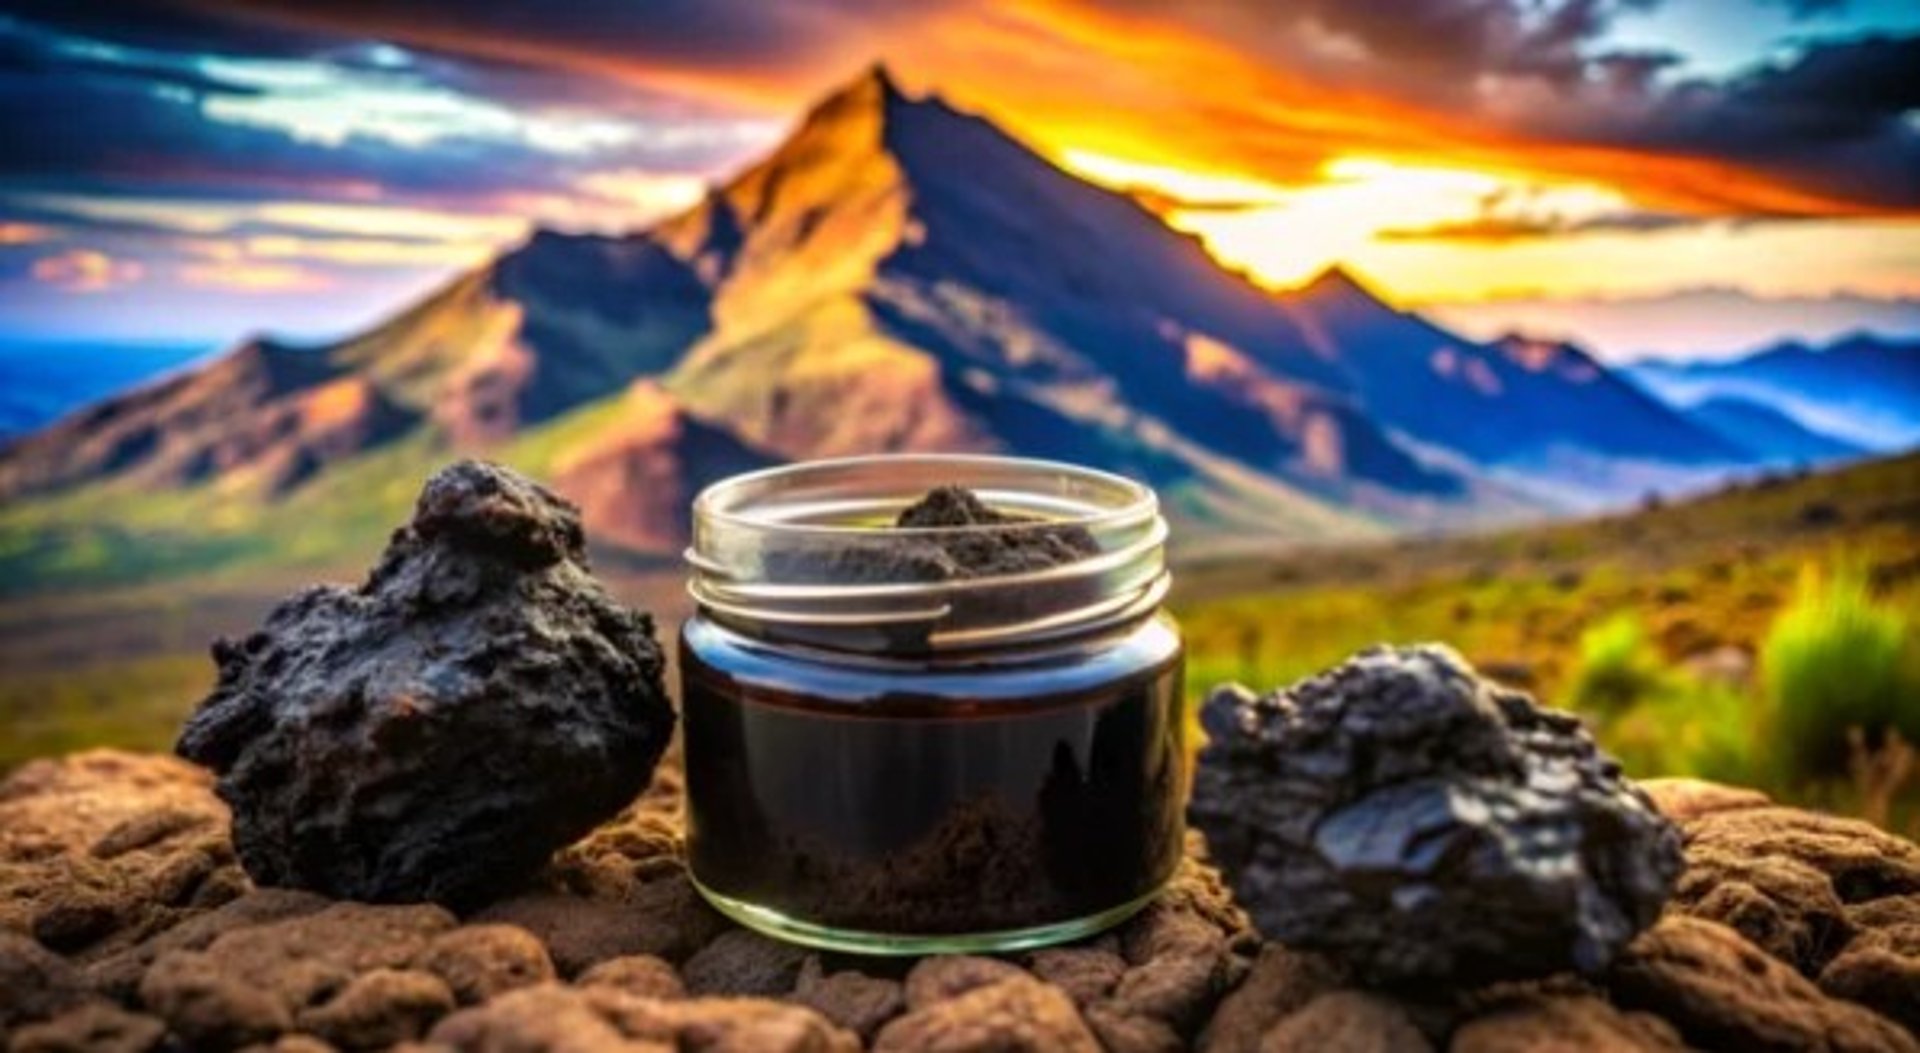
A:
[[684, 454, 1170, 653], [690, 453, 1158, 540]]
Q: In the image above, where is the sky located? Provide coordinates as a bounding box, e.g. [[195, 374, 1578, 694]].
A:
[[1, 0, 1917, 359]]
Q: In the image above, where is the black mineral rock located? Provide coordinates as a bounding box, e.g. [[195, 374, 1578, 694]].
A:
[[176, 460, 675, 909], [1188, 644, 1681, 987]]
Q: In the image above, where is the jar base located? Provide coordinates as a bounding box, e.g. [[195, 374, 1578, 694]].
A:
[[688, 876, 1164, 956]]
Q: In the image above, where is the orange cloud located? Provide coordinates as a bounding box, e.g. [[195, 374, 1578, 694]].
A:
[[178, 0, 1903, 223], [30, 250, 144, 293], [0, 222, 56, 245], [178, 259, 333, 292]]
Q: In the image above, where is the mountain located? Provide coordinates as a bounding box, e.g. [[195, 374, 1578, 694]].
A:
[[1683, 396, 1864, 466], [0, 338, 414, 499], [0, 65, 1772, 581], [0, 342, 210, 441], [1629, 333, 1920, 451], [1282, 275, 1740, 473]]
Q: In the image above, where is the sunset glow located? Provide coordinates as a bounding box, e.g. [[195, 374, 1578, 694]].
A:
[[2, 1, 1917, 355]]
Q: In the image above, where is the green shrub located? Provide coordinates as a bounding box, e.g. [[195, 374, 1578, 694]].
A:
[[1566, 610, 1760, 784], [1566, 613, 1670, 719], [1764, 566, 1918, 782], [1604, 677, 1757, 785]]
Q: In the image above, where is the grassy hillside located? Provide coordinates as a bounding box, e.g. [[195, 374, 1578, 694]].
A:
[[1175, 451, 1920, 832]]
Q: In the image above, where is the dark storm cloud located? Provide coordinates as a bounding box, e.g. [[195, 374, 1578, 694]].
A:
[[1092, 0, 1919, 210], [3, 0, 335, 60], [1587, 33, 1920, 208], [212, 0, 943, 70], [0, 12, 762, 212], [2, 0, 1914, 215], [1096, 0, 1668, 92], [4, 1, 748, 114]]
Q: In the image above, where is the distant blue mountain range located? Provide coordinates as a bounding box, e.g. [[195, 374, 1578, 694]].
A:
[[0, 341, 213, 442], [1628, 333, 1920, 452]]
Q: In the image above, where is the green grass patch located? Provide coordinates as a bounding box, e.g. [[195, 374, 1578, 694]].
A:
[[1763, 565, 1920, 783], [0, 651, 211, 772]]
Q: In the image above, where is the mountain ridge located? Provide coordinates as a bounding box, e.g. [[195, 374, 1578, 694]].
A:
[[0, 65, 1779, 578], [1628, 332, 1920, 451]]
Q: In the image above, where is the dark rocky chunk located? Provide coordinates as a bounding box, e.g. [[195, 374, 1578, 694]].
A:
[[1189, 644, 1682, 986], [174, 460, 675, 908]]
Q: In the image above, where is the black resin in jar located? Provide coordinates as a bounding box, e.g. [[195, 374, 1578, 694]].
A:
[[679, 456, 1186, 954]]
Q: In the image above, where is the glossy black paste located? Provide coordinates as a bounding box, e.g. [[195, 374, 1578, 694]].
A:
[[681, 615, 1186, 935]]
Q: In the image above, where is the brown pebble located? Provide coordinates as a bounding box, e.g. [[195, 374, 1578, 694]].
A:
[[474, 875, 724, 976], [792, 955, 907, 1040], [577, 954, 687, 1000], [295, 968, 454, 1050], [417, 924, 555, 1005], [1085, 1002, 1185, 1053], [1451, 993, 1688, 1052], [1608, 916, 1919, 1053], [875, 975, 1101, 1052], [1197, 944, 1346, 1053], [679, 928, 808, 997], [7, 1002, 168, 1053], [0, 932, 90, 1029], [902, 954, 1028, 1009], [1028, 947, 1126, 1007], [1818, 924, 1920, 1035], [1257, 991, 1430, 1053]]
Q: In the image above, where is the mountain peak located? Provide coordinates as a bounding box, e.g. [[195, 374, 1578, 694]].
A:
[[857, 61, 903, 99], [806, 61, 909, 126], [1301, 265, 1375, 300]]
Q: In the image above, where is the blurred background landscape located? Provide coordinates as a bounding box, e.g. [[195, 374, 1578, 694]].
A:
[[1, 1, 1916, 830]]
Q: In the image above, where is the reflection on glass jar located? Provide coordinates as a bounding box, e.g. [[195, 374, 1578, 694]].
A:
[[679, 455, 1186, 954]]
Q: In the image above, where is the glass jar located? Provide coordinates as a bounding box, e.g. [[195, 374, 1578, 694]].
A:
[[679, 454, 1186, 955]]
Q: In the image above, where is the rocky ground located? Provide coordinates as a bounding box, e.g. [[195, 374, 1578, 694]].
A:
[[3, 751, 1918, 1052]]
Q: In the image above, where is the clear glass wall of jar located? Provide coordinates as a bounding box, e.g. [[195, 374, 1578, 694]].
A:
[[679, 455, 1186, 955]]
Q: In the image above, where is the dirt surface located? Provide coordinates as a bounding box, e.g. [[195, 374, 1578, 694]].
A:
[[3, 757, 1918, 1051]]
